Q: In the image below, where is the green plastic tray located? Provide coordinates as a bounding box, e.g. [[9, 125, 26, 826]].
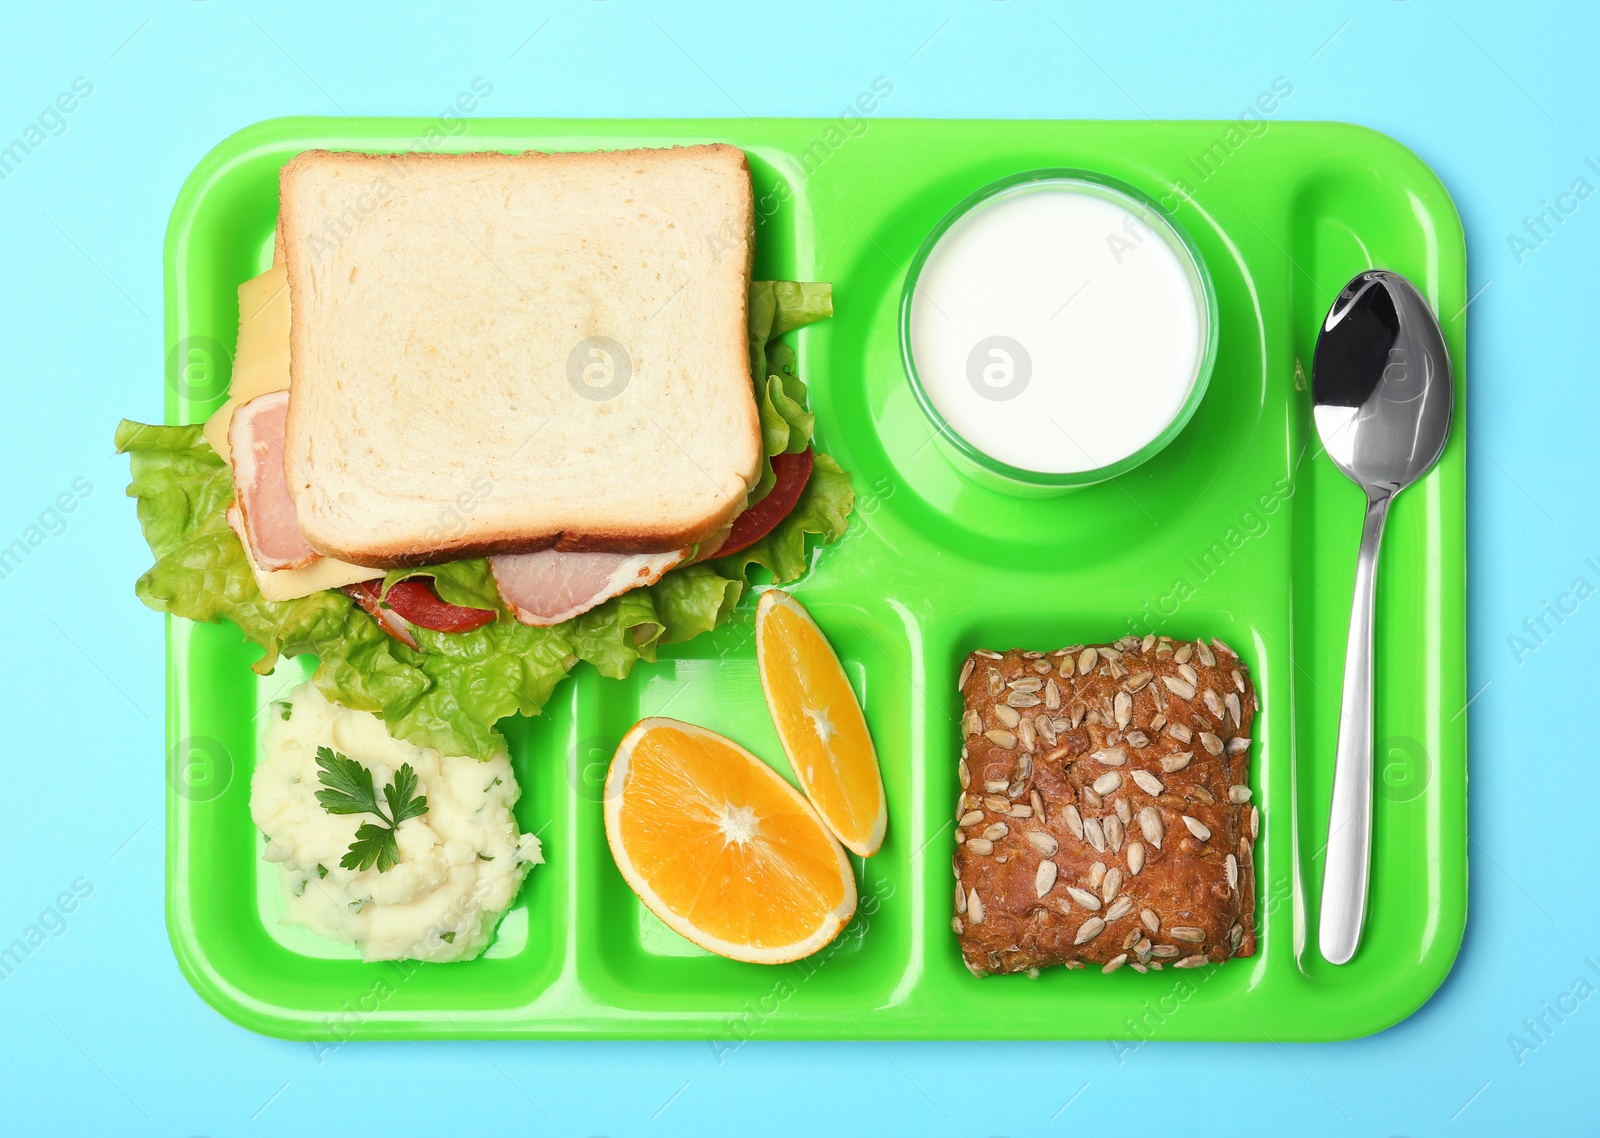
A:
[[160, 117, 1467, 1041]]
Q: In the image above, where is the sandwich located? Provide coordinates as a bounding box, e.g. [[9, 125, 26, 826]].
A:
[[118, 144, 853, 759]]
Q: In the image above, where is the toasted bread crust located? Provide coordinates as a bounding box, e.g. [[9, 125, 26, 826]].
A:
[[305, 518, 733, 571], [279, 145, 760, 567]]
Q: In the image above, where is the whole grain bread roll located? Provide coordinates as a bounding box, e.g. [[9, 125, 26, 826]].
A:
[[951, 635, 1259, 976]]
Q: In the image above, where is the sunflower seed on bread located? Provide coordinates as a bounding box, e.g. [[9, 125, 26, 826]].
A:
[[952, 641, 1260, 976]]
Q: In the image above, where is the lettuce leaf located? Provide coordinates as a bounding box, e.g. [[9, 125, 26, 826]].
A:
[[115, 428, 749, 761], [748, 280, 833, 350], [386, 555, 741, 683], [116, 420, 396, 678], [748, 282, 832, 504], [118, 281, 852, 761], [758, 345, 815, 460], [393, 618, 576, 759]]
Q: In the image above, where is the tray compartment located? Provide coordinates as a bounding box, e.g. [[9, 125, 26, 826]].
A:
[[1286, 163, 1469, 1002], [571, 600, 916, 1012], [825, 185, 1276, 578], [170, 624, 573, 1035]]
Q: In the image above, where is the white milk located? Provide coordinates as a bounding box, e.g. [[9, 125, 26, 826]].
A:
[[908, 181, 1207, 476]]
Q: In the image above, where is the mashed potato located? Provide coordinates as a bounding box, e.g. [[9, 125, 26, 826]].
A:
[[251, 682, 541, 962]]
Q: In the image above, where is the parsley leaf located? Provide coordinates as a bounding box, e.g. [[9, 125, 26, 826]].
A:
[[313, 746, 429, 873], [385, 764, 429, 825], [314, 747, 380, 816], [345, 821, 398, 874]]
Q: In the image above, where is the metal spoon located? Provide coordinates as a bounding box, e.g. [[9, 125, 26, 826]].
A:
[[1312, 270, 1454, 965]]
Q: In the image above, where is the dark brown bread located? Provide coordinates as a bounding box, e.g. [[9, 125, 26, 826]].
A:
[[952, 636, 1259, 976]]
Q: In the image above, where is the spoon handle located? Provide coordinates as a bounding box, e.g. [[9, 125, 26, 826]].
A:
[[1318, 490, 1392, 965]]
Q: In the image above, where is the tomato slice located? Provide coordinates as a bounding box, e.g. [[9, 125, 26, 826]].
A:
[[381, 578, 498, 632], [344, 578, 497, 644], [719, 448, 813, 557]]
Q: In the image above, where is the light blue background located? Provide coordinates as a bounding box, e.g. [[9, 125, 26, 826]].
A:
[[1, 1, 1593, 1134]]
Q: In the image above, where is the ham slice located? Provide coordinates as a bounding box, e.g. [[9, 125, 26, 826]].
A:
[[228, 390, 320, 571], [490, 548, 689, 626], [341, 582, 421, 651]]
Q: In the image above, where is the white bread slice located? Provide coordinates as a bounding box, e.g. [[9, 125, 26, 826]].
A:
[[279, 145, 761, 568]]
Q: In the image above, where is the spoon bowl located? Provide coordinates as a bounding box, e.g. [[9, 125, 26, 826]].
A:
[[1312, 270, 1454, 966], [1314, 271, 1453, 493]]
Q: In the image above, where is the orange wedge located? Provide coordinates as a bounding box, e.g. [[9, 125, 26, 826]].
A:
[[755, 589, 887, 857], [604, 718, 857, 964]]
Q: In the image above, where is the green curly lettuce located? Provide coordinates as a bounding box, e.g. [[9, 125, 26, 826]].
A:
[[746, 281, 831, 505], [118, 281, 852, 760], [117, 426, 748, 760], [748, 280, 833, 376], [388, 557, 741, 682], [117, 421, 403, 677], [115, 419, 436, 720]]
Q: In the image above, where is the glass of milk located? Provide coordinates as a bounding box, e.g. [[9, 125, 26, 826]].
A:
[[901, 170, 1217, 493]]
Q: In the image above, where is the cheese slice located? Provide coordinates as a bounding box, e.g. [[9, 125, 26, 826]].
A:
[[204, 263, 292, 462], [228, 505, 380, 601], [207, 261, 381, 600]]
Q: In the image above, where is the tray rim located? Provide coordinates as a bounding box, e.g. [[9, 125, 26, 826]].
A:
[[160, 113, 1468, 1042]]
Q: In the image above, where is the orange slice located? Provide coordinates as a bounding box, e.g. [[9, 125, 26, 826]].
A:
[[755, 589, 887, 857], [604, 718, 857, 964]]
